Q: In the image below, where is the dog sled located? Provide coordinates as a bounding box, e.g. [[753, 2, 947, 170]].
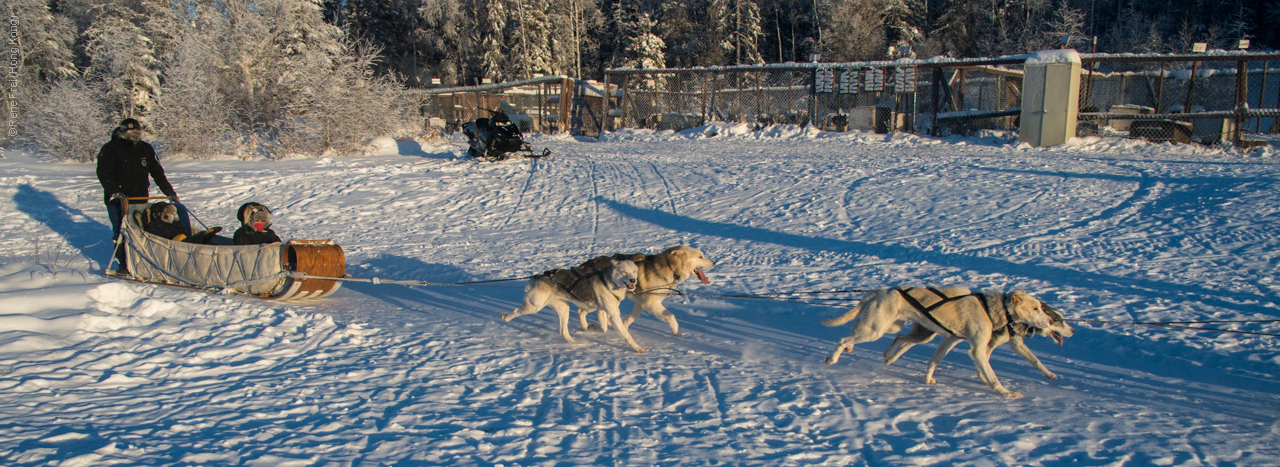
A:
[[107, 197, 346, 300]]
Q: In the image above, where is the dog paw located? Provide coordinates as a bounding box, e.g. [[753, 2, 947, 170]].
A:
[[1045, 373, 1059, 380], [924, 378, 937, 385], [824, 356, 837, 364], [634, 348, 648, 354], [1004, 391, 1023, 398], [500, 314, 513, 322]]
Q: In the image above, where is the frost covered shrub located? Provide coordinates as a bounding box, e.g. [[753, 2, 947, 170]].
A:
[[152, 39, 232, 160], [25, 81, 113, 162], [276, 41, 403, 157]]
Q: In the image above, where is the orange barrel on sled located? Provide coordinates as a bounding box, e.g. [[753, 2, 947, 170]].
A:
[[116, 197, 345, 300], [277, 240, 346, 300]]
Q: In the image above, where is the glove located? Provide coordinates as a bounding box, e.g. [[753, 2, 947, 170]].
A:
[[110, 193, 126, 202]]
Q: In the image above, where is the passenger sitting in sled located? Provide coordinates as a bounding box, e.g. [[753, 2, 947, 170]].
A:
[[234, 202, 283, 245], [142, 202, 221, 244]]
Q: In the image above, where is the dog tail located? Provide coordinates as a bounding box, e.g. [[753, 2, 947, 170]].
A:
[[821, 301, 866, 327]]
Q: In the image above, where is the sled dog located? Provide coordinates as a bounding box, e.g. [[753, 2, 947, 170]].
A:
[[822, 285, 1059, 398], [577, 245, 716, 336], [501, 259, 647, 353], [881, 299, 1074, 387]]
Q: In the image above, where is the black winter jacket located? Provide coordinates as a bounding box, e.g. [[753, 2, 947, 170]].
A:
[[234, 226, 283, 245], [96, 129, 176, 205]]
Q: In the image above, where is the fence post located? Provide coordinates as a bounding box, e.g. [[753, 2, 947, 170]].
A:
[[560, 78, 573, 134], [1156, 61, 1165, 113], [809, 69, 818, 128], [931, 68, 942, 135], [755, 71, 763, 123], [1185, 60, 1200, 111], [675, 73, 684, 117], [1235, 60, 1247, 146], [620, 75, 630, 129], [1259, 61, 1269, 133], [703, 72, 712, 123], [600, 73, 611, 135]]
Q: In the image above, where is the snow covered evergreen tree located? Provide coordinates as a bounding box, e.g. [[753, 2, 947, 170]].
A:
[[506, 0, 555, 79], [5, 0, 78, 84], [726, 0, 764, 65], [604, 0, 665, 70], [822, 0, 886, 61], [413, 0, 465, 84], [655, 1, 697, 68], [474, 0, 508, 83], [82, 2, 165, 119], [698, 0, 731, 66], [882, 0, 924, 50], [204, 0, 344, 127], [3, 0, 79, 148], [343, 0, 427, 83]]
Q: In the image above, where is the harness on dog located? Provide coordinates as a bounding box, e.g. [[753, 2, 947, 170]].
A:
[[975, 290, 1019, 339], [895, 287, 1016, 338], [544, 267, 608, 303]]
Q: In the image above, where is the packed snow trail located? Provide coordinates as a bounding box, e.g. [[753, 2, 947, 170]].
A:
[[0, 127, 1277, 465]]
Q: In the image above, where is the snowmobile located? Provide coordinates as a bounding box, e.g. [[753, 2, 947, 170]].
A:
[[462, 111, 551, 162]]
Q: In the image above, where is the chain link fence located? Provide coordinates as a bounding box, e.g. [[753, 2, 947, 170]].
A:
[[1077, 53, 1280, 147], [603, 60, 1030, 136], [401, 53, 1279, 149]]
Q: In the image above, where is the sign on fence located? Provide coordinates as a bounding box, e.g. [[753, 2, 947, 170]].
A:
[[814, 68, 835, 93], [864, 68, 886, 92], [839, 70, 859, 94], [816, 67, 916, 94], [894, 68, 917, 93]]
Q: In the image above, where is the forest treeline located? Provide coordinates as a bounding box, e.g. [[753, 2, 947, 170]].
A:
[[5, 0, 1273, 160]]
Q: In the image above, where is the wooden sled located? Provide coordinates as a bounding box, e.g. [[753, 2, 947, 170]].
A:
[[112, 197, 345, 300]]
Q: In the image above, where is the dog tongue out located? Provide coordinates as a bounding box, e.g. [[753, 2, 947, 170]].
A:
[[695, 268, 709, 284], [1051, 332, 1064, 346], [253, 221, 266, 232]]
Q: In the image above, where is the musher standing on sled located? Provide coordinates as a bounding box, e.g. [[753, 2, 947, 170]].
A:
[[96, 118, 184, 274]]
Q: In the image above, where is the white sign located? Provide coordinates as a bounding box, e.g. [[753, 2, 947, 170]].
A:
[[863, 68, 885, 92], [893, 68, 917, 93], [1192, 42, 1207, 53], [1238, 39, 1250, 49], [839, 70, 858, 94], [814, 68, 835, 93]]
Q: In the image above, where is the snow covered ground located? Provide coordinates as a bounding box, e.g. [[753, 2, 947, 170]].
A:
[[1, 126, 1278, 465]]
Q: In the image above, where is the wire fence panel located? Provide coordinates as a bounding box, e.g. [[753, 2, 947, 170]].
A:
[[1077, 55, 1280, 146], [401, 53, 1279, 148]]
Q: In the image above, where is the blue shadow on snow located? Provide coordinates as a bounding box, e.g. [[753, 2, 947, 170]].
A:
[[595, 197, 1277, 316], [13, 184, 114, 269], [597, 197, 1280, 401]]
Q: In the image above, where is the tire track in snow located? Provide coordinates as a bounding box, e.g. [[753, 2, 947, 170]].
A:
[[967, 164, 1162, 255], [589, 159, 601, 246], [503, 157, 544, 230], [648, 161, 679, 215]]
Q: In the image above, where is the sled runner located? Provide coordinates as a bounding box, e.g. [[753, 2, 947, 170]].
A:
[[107, 197, 345, 300], [462, 111, 552, 162]]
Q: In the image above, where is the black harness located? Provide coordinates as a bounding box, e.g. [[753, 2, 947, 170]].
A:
[[895, 287, 1016, 337], [544, 267, 607, 303]]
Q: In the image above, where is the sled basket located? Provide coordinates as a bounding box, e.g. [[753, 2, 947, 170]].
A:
[[117, 199, 345, 300]]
